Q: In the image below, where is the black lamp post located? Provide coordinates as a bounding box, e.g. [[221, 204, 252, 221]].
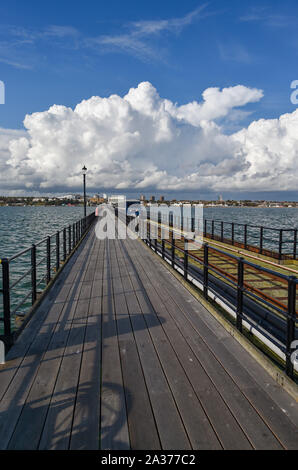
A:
[[82, 165, 87, 218]]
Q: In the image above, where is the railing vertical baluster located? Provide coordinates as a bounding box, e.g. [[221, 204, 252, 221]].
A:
[[236, 258, 244, 332], [260, 227, 263, 255], [46, 236, 51, 284], [56, 231, 60, 272], [204, 219, 207, 237], [203, 244, 209, 299], [244, 225, 247, 250], [73, 223, 75, 249], [63, 228, 66, 261], [286, 276, 296, 378], [171, 234, 175, 268], [184, 238, 188, 280], [2, 258, 11, 347], [31, 244, 36, 305], [293, 229, 297, 260], [68, 225, 71, 254], [279, 229, 283, 261]]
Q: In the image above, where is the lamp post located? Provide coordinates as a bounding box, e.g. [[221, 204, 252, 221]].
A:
[[82, 165, 87, 218]]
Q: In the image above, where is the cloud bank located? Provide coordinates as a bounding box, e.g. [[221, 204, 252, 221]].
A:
[[1, 81, 298, 194]]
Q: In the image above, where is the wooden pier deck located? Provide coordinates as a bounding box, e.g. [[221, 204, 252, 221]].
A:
[[0, 225, 297, 450]]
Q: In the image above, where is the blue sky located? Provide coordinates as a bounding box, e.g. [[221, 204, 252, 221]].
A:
[[1, 0, 297, 129], [1, 1, 298, 200]]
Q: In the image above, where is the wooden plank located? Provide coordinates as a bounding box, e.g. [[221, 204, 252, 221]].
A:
[[37, 295, 91, 450], [0, 232, 93, 402], [122, 240, 254, 450], [7, 243, 95, 450], [119, 243, 191, 450], [100, 239, 130, 450], [132, 238, 298, 449], [112, 240, 161, 450], [69, 242, 104, 450], [120, 242, 222, 450], [2, 231, 96, 450]]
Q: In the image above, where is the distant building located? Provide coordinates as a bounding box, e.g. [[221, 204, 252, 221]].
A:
[[140, 194, 146, 201], [150, 195, 155, 202], [159, 196, 165, 202], [108, 195, 126, 206]]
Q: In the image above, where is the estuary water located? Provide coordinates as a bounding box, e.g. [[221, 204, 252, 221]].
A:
[[204, 207, 298, 229], [0, 206, 94, 329], [0, 205, 94, 260]]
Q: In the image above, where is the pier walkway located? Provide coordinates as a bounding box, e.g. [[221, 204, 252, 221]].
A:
[[0, 225, 297, 450]]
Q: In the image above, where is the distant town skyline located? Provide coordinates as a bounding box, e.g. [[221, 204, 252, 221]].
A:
[[1, 1, 298, 199]]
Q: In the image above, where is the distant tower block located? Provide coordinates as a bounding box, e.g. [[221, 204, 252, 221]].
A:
[[159, 196, 165, 202], [140, 194, 146, 201], [150, 195, 155, 202]]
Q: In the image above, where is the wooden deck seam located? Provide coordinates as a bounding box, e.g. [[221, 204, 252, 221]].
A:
[[5, 229, 98, 449], [113, 238, 162, 450], [68, 237, 104, 450], [125, 238, 287, 449], [115, 241, 192, 449], [130, 238, 296, 449], [117, 240, 211, 450], [120, 240, 255, 450]]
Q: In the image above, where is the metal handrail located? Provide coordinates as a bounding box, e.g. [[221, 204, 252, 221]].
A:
[[0, 211, 96, 349], [140, 215, 297, 379]]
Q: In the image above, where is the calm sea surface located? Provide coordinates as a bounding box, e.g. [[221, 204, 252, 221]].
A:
[[0, 206, 297, 333], [0, 206, 94, 328], [204, 207, 298, 229]]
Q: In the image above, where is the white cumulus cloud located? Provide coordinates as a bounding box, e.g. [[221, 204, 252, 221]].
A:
[[0, 81, 297, 195]]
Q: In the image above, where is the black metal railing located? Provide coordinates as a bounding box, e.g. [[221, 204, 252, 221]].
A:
[[144, 208, 297, 260], [203, 219, 297, 260], [124, 213, 297, 380], [0, 211, 95, 349]]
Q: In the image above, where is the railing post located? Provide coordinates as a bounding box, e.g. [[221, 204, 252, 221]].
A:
[[1, 258, 11, 346], [286, 276, 296, 378], [63, 228, 66, 261], [279, 229, 283, 260], [171, 233, 175, 268], [244, 225, 247, 250], [46, 236, 51, 284], [293, 229, 297, 260], [184, 238, 188, 280], [162, 239, 165, 259], [31, 244, 37, 305], [236, 257, 244, 333], [204, 219, 207, 237], [68, 225, 71, 254], [260, 227, 263, 255], [56, 231, 60, 272], [231, 223, 234, 246], [203, 244, 209, 299]]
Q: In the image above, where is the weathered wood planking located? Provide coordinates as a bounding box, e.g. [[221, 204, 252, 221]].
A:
[[0, 222, 297, 450]]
